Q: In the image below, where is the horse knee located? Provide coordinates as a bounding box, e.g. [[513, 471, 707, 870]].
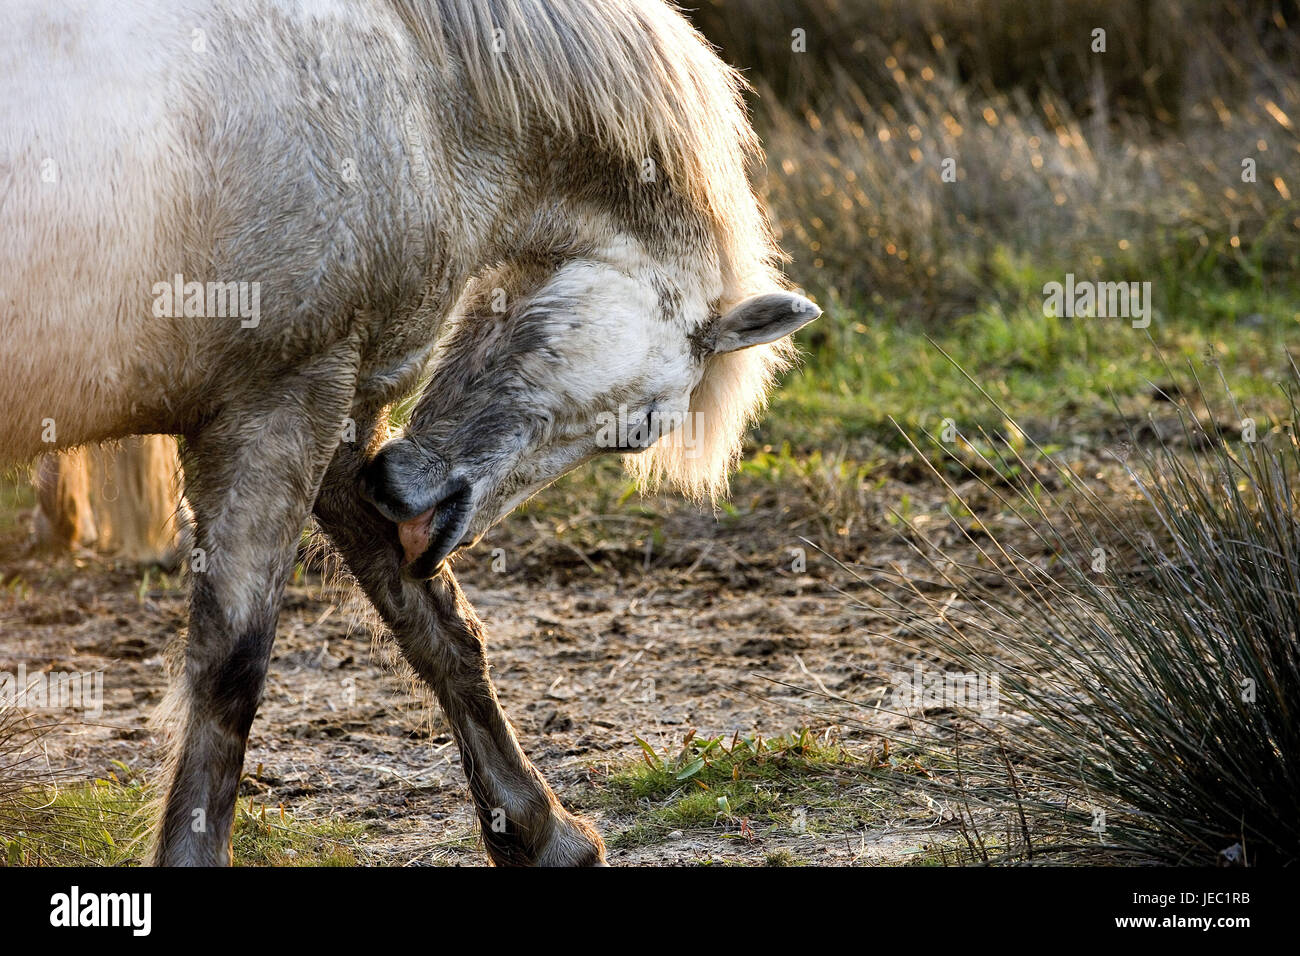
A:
[[202, 627, 274, 739], [185, 573, 275, 736]]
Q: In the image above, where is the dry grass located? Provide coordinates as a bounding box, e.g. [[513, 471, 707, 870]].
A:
[[687, 1, 1300, 314]]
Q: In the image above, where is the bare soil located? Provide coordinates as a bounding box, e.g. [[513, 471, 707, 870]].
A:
[[0, 461, 1069, 866]]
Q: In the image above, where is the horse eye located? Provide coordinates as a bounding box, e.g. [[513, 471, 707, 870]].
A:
[[614, 420, 653, 451], [604, 405, 660, 452]]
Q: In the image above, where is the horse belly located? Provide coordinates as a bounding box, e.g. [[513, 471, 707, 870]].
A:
[[0, 1, 191, 463]]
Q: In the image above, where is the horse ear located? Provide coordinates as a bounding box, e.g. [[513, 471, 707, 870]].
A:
[[711, 292, 821, 355]]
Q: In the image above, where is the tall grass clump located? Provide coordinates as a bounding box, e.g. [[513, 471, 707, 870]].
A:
[[826, 356, 1300, 864]]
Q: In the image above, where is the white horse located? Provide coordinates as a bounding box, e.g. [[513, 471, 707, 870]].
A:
[[0, 0, 818, 865]]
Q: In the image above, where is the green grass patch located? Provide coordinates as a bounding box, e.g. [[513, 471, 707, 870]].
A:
[[230, 800, 365, 867], [0, 761, 366, 866], [1, 762, 148, 866], [769, 279, 1300, 454], [599, 729, 922, 850]]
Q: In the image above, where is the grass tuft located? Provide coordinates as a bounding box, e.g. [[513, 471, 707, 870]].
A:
[[818, 351, 1300, 865], [599, 728, 924, 850]]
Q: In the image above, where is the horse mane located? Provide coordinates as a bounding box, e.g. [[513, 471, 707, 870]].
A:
[[391, 0, 795, 500]]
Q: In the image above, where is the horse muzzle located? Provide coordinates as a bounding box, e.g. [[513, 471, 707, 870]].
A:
[[359, 440, 474, 575], [396, 477, 474, 577]]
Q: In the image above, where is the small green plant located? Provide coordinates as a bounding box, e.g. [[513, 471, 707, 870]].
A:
[[762, 849, 803, 866], [628, 728, 844, 796]]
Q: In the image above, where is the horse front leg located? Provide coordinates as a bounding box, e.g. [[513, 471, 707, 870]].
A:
[[402, 567, 605, 867], [314, 436, 606, 866], [151, 368, 355, 866]]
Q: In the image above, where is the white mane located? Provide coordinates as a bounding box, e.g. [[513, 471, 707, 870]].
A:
[[392, 0, 796, 498]]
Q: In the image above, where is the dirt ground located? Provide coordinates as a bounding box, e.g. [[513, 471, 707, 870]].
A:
[[0, 459, 1056, 866]]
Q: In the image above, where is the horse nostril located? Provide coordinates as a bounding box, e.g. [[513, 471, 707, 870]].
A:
[[433, 478, 471, 523], [357, 451, 392, 510], [358, 444, 423, 522]]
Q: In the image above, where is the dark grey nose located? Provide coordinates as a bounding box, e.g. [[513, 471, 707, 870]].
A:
[[358, 439, 449, 523]]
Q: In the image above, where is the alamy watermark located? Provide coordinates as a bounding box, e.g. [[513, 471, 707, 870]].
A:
[[891, 664, 1001, 717], [0, 662, 103, 718], [151, 273, 261, 328], [596, 404, 704, 458], [1043, 273, 1152, 328], [49, 886, 150, 936]]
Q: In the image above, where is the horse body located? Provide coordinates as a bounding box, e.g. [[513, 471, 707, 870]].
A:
[[1, 0, 818, 865], [2, 0, 464, 459]]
